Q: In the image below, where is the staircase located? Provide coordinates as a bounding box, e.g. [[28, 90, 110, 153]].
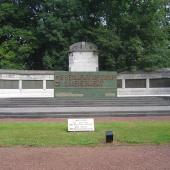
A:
[[0, 97, 169, 118]]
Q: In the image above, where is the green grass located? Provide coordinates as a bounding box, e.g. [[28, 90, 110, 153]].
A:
[[0, 121, 170, 146]]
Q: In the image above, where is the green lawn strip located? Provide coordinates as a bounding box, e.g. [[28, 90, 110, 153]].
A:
[[0, 121, 170, 146]]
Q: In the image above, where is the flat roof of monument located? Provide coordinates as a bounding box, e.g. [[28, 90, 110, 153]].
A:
[[69, 42, 98, 52]]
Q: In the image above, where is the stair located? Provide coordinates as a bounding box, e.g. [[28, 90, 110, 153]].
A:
[[0, 97, 169, 118]]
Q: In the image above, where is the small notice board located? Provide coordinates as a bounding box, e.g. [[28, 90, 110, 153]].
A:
[[68, 118, 95, 132]]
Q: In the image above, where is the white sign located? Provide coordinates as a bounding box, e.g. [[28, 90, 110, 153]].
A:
[[68, 118, 95, 132]]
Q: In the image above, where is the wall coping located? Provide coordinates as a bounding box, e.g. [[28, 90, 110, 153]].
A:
[[0, 69, 55, 75]]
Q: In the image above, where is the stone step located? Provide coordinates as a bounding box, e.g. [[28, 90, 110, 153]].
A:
[[2, 97, 169, 100], [1, 96, 169, 100], [0, 111, 170, 118], [0, 97, 169, 118], [0, 103, 168, 107], [0, 98, 169, 106], [0, 102, 169, 107]]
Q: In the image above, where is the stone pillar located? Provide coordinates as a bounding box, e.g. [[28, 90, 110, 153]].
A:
[[43, 80, 46, 90], [19, 80, 22, 91], [122, 79, 126, 89], [146, 78, 150, 89]]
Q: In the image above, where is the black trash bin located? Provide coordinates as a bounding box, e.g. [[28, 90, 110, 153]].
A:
[[105, 131, 113, 143]]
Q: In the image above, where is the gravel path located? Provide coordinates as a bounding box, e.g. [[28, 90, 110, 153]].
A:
[[0, 145, 170, 170]]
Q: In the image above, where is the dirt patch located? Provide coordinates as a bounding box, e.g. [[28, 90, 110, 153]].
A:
[[0, 145, 169, 170]]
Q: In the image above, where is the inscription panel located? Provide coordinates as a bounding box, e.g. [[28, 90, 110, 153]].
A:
[[54, 72, 117, 98]]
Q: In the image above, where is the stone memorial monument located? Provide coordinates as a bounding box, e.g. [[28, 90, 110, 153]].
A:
[[69, 42, 99, 72], [54, 42, 117, 98]]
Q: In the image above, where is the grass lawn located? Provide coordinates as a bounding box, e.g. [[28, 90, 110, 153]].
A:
[[0, 121, 170, 146]]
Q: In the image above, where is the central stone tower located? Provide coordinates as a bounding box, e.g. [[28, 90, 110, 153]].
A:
[[69, 42, 99, 72]]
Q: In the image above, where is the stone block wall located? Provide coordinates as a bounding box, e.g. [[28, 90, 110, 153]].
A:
[[0, 70, 54, 98], [0, 69, 170, 98], [117, 70, 170, 97]]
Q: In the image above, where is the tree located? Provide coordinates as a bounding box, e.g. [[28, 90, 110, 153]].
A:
[[0, 0, 169, 71], [0, 1, 37, 69]]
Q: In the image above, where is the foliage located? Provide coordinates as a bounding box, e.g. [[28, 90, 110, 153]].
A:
[[0, 1, 37, 69], [0, 0, 169, 71]]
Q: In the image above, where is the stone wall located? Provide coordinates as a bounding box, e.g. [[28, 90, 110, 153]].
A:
[[0, 69, 170, 98], [0, 70, 54, 98], [117, 70, 170, 97]]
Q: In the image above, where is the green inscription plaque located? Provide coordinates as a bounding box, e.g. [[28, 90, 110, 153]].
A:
[[54, 71, 117, 98]]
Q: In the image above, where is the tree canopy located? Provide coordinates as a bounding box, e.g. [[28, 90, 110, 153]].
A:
[[0, 0, 169, 71]]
